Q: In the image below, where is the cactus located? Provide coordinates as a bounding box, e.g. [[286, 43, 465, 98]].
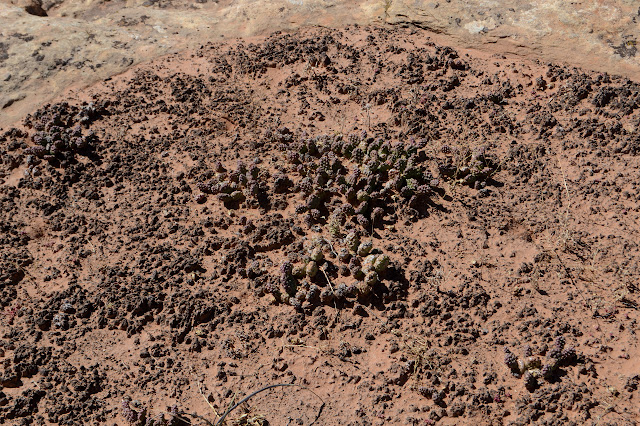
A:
[[364, 271, 379, 286], [371, 207, 384, 225], [357, 241, 373, 256], [341, 203, 355, 216], [310, 246, 324, 262], [356, 281, 372, 296], [327, 215, 341, 237], [299, 178, 313, 194], [352, 147, 365, 164], [344, 232, 360, 253], [292, 265, 306, 279], [362, 254, 377, 273], [357, 215, 370, 230], [560, 347, 577, 365], [356, 190, 370, 202], [280, 261, 293, 277], [290, 297, 302, 310], [373, 254, 390, 273], [351, 267, 364, 281], [310, 209, 321, 222], [306, 261, 318, 278], [338, 248, 351, 263]]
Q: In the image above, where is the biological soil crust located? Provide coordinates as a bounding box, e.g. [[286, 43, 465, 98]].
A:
[[1, 25, 640, 425]]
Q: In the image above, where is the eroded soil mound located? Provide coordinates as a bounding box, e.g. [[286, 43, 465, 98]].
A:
[[1, 26, 640, 425]]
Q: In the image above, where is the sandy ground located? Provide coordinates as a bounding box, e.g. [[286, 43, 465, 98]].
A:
[[1, 25, 640, 425]]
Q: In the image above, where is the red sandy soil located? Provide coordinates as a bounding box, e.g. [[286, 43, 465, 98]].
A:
[[1, 25, 640, 425]]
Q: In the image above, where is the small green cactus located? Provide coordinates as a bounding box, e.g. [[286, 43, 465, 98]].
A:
[[310, 246, 324, 262], [356, 190, 370, 202], [373, 254, 390, 273], [292, 265, 306, 279], [345, 232, 360, 253], [362, 254, 377, 274], [306, 261, 318, 278], [357, 241, 373, 256]]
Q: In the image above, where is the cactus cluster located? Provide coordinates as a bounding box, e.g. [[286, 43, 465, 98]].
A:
[[22, 105, 98, 168], [267, 233, 391, 309], [503, 335, 580, 392], [202, 129, 498, 311], [189, 128, 501, 314], [280, 130, 441, 231], [255, 129, 462, 309]]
